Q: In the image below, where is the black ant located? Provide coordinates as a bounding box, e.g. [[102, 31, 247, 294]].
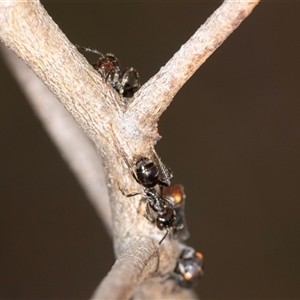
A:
[[170, 246, 204, 289], [111, 128, 178, 244], [162, 184, 190, 242], [120, 154, 176, 239], [76, 45, 140, 97]]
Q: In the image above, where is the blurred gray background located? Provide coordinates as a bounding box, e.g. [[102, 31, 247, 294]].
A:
[[1, 2, 300, 299]]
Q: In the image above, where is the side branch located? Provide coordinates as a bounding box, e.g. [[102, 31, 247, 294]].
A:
[[129, 0, 260, 135]]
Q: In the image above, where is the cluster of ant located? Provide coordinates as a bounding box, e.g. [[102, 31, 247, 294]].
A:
[[120, 152, 204, 289], [77, 45, 204, 289]]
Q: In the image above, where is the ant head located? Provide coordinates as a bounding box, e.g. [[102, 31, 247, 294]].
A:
[[156, 218, 168, 231], [135, 156, 159, 188], [96, 54, 120, 77]]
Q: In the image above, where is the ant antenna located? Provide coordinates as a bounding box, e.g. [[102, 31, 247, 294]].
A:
[[154, 230, 169, 273]]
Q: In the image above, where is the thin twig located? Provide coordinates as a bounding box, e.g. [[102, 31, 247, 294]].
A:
[[91, 237, 159, 300], [128, 0, 260, 138], [91, 237, 197, 300]]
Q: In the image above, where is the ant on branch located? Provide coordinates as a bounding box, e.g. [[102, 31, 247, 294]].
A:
[[170, 246, 204, 289], [111, 131, 186, 244], [110, 131, 175, 243], [76, 45, 140, 97], [119, 152, 176, 241], [117, 146, 191, 243]]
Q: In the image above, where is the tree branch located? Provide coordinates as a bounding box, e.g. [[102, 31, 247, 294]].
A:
[[0, 0, 260, 298], [91, 237, 159, 300], [0, 44, 112, 233], [128, 0, 260, 137]]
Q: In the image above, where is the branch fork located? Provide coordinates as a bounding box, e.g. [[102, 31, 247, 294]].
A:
[[0, 0, 260, 298]]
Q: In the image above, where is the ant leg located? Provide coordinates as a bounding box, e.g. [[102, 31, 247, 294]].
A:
[[119, 68, 140, 96], [107, 70, 122, 93], [121, 68, 140, 88], [105, 69, 115, 83], [158, 229, 169, 246], [124, 191, 140, 197], [144, 202, 155, 223], [119, 185, 140, 198], [152, 229, 169, 273]]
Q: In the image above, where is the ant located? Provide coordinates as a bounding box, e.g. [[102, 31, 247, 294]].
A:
[[162, 184, 190, 242], [120, 154, 176, 238], [111, 128, 179, 244], [170, 246, 204, 289], [76, 45, 140, 97]]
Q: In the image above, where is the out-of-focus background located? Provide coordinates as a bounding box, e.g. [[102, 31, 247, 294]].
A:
[[1, 2, 300, 299]]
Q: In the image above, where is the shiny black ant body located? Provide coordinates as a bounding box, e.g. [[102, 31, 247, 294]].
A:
[[76, 45, 140, 97], [171, 246, 204, 289]]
